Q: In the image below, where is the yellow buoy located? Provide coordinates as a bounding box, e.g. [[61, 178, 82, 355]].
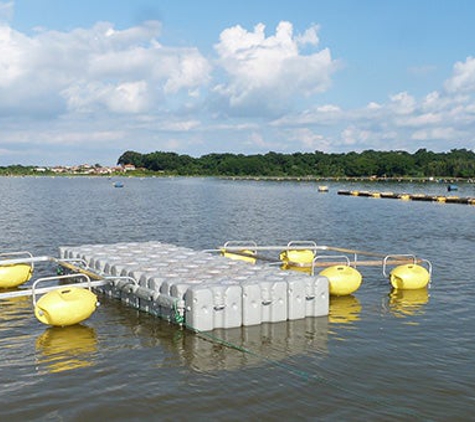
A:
[[221, 249, 256, 264], [399, 194, 411, 201], [0, 264, 33, 288], [279, 249, 315, 272], [35, 287, 98, 326], [319, 265, 362, 296], [389, 264, 430, 290]]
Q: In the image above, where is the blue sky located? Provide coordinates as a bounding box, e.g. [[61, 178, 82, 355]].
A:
[[2, 0, 475, 166]]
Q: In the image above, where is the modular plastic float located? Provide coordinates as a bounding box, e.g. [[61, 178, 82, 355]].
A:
[[59, 241, 329, 332]]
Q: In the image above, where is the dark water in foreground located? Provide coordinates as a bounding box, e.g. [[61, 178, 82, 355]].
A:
[[1, 176, 475, 421]]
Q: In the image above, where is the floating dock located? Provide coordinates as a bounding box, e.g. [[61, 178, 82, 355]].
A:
[[338, 190, 475, 205], [59, 241, 329, 332]]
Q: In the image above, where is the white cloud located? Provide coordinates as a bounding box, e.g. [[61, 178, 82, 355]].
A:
[[411, 127, 461, 142], [317, 104, 341, 113], [397, 112, 442, 127], [389, 91, 416, 115], [213, 21, 338, 116], [367, 102, 382, 110], [444, 56, 475, 93], [3, 10, 475, 165], [288, 128, 328, 150], [0, 25, 33, 87], [0, 20, 211, 116], [295, 25, 320, 46], [340, 126, 372, 147], [247, 132, 270, 149]]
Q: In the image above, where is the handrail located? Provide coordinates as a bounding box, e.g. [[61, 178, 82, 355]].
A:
[[382, 254, 418, 277], [32, 273, 92, 307], [311, 255, 351, 276], [222, 240, 258, 253], [285, 240, 318, 253], [0, 251, 35, 271]]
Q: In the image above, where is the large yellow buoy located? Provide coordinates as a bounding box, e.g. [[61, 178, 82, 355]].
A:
[[221, 249, 256, 264], [35, 287, 98, 326], [0, 264, 33, 288], [279, 249, 315, 272], [319, 265, 362, 296], [389, 264, 430, 290]]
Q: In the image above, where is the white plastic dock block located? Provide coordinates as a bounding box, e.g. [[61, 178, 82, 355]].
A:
[[59, 241, 329, 331], [305, 276, 329, 317]]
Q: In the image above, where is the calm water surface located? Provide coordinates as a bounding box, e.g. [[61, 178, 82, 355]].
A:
[[1, 176, 475, 421]]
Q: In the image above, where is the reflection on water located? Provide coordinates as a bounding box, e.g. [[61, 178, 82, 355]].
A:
[[328, 295, 362, 324], [387, 288, 430, 318], [35, 324, 98, 374], [170, 317, 328, 372], [0, 294, 32, 322]]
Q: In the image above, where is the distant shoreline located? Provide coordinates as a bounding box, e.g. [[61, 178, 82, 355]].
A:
[[1, 173, 473, 184]]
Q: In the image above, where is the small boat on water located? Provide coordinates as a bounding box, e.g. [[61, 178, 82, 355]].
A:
[[113, 181, 124, 188], [318, 185, 329, 192], [447, 184, 458, 192]]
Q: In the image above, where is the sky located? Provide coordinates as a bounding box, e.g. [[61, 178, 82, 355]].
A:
[[2, 1, 475, 166]]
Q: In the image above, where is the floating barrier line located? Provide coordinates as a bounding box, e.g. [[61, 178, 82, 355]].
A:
[[338, 190, 475, 205]]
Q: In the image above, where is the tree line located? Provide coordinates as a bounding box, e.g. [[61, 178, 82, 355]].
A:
[[117, 148, 475, 178]]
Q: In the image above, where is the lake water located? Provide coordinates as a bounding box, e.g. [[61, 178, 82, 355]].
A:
[[1, 176, 475, 421]]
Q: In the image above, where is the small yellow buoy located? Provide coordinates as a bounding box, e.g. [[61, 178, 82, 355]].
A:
[[399, 194, 411, 201], [279, 249, 315, 272], [319, 265, 362, 296], [35, 287, 98, 326], [0, 264, 33, 288], [389, 264, 430, 290], [221, 249, 256, 264]]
